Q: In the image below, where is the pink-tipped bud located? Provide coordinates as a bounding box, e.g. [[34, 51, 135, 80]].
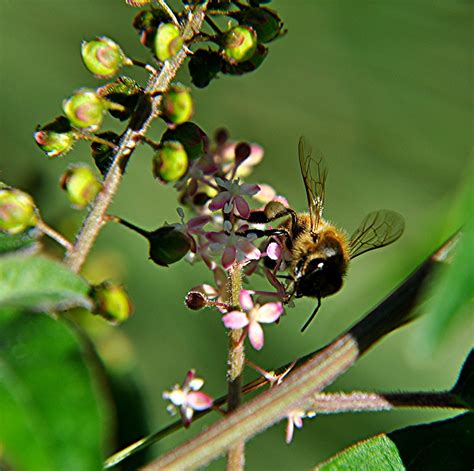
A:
[[63, 89, 105, 130], [81, 37, 127, 78]]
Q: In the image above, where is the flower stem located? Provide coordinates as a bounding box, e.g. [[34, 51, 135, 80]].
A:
[[226, 262, 245, 471], [63, 2, 209, 273], [36, 219, 73, 251]]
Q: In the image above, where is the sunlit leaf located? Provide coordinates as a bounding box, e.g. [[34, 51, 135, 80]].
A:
[[0, 310, 107, 471], [315, 434, 404, 470], [0, 254, 92, 312]]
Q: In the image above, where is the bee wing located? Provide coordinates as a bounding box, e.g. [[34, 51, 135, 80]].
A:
[[349, 210, 405, 259], [298, 136, 328, 233]]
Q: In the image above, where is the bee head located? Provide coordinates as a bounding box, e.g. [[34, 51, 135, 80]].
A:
[[294, 241, 346, 299]]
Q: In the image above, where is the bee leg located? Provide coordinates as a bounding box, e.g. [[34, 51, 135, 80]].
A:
[[300, 297, 321, 333]]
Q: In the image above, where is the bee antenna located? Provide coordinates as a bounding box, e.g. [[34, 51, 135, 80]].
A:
[[300, 297, 321, 333]]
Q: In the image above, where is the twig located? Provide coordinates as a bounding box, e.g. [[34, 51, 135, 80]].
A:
[[63, 2, 209, 273], [307, 390, 466, 414]]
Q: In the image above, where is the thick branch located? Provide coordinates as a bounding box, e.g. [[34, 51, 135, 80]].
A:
[[64, 2, 209, 273]]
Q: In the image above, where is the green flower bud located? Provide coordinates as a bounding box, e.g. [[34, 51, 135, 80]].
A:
[[148, 225, 191, 266], [162, 84, 194, 125], [153, 141, 188, 183], [234, 8, 284, 43], [81, 37, 127, 79], [161, 122, 208, 160], [34, 116, 75, 158], [223, 26, 257, 63], [60, 164, 102, 209], [91, 281, 133, 325], [154, 23, 183, 61], [0, 188, 37, 235], [63, 89, 105, 130]]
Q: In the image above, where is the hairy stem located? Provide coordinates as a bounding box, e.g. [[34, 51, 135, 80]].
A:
[[226, 262, 245, 471], [63, 2, 209, 273], [307, 391, 466, 414]]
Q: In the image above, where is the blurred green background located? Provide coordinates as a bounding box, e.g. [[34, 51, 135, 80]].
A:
[[1, 1, 472, 469]]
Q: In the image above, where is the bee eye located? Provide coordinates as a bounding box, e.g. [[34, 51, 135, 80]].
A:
[[317, 261, 324, 269]]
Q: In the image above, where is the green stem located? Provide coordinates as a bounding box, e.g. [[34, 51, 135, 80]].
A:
[[63, 2, 209, 273]]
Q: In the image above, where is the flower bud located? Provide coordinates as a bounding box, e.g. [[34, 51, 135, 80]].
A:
[[153, 141, 188, 182], [60, 164, 102, 209], [234, 8, 284, 43], [185, 291, 208, 310], [154, 23, 183, 61], [91, 281, 133, 324], [162, 84, 194, 125], [0, 188, 37, 234], [148, 225, 191, 266], [81, 37, 127, 78], [223, 26, 257, 63], [34, 117, 75, 158], [63, 89, 105, 130], [162, 122, 208, 160]]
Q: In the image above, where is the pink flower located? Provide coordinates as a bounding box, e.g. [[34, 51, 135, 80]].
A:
[[209, 178, 260, 219], [222, 290, 283, 350], [206, 229, 261, 270], [162, 369, 214, 427]]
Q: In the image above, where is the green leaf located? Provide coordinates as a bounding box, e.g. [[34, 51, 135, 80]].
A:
[[452, 349, 474, 408], [0, 230, 39, 255], [315, 414, 474, 470], [422, 179, 474, 351], [0, 254, 92, 312], [315, 434, 404, 470], [0, 310, 108, 471]]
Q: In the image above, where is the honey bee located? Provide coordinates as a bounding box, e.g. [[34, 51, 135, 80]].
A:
[[248, 137, 405, 331]]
